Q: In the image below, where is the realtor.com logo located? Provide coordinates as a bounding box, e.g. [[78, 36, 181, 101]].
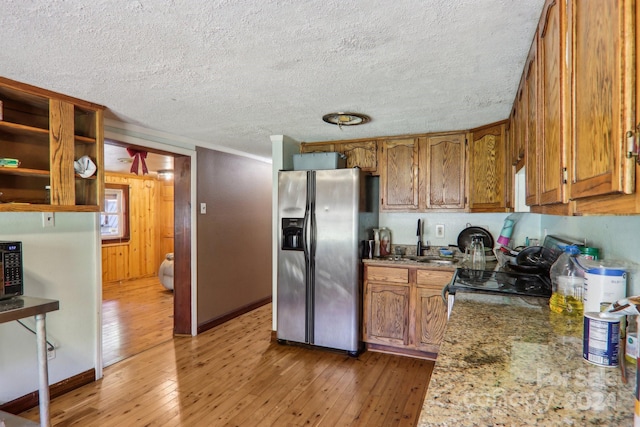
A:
[[458, 367, 622, 413]]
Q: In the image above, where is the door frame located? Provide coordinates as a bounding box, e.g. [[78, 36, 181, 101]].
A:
[[98, 126, 197, 376]]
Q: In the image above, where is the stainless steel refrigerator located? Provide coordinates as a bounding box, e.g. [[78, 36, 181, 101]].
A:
[[277, 168, 378, 354]]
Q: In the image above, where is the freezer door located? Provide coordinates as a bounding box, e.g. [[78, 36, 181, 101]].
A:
[[277, 170, 309, 344], [312, 169, 360, 352]]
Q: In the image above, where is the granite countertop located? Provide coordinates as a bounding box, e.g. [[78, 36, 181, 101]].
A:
[[362, 257, 458, 270], [418, 292, 636, 426], [362, 246, 462, 270]]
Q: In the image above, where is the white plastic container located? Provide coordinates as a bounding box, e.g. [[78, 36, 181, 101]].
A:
[[583, 266, 627, 313], [626, 333, 638, 362], [583, 312, 620, 367]]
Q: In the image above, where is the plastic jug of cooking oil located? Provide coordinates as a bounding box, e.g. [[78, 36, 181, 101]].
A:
[[549, 245, 585, 316]]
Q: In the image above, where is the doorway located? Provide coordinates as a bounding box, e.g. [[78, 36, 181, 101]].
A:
[[102, 140, 192, 366]]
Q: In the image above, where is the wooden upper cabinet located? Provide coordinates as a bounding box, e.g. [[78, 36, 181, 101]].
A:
[[300, 142, 334, 153], [379, 137, 419, 211], [419, 133, 466, 210], [504, 121, 514, 210], [570, 0, 635, 199], [514, 84, 527, 166], [538, 0, 566, 206], [572, 0, 640, 214], [524, 38, 540, 207], [300, 140, 378, 174], [507, 108, 517, 167], [341, 140, 377, 173], [468, 122, 509, 212]]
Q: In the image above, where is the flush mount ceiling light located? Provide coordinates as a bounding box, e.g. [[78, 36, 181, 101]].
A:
[[322, 112, 371, 129]]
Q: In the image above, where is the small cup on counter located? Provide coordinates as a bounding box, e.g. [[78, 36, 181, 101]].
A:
[[393, 246, 406, 261]]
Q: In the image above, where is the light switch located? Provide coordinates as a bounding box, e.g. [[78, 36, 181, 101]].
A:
[[435, 224, 444, 238], [200, 203, 207, 214]]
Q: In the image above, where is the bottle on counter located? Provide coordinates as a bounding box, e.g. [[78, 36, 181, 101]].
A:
[[549, 245, 585, 316], [470, 234, 486, 270], [626, 315, 638, 363], [379, 227, 391, 256], [373, 229, 381, 257], [497, 218, 514, 248]]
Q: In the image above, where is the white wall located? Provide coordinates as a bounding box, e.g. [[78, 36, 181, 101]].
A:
[[0, 121, 201, 405], [541, 215, 640, 295], [380, 212, 542, 250], [270, 135, 301, 331], [0, 213, 100, 403]]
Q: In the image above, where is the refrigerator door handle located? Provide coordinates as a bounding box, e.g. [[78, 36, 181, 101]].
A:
[[303, 170, 316, 344], [309, 172, 317, 262], [302, 204, 311, 262], [302, 171, 313, 262]]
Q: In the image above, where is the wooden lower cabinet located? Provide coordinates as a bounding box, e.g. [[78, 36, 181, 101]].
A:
[[365, 282, 410, 347], [414, 270, 451, 354], [363, 264, 451, 358]]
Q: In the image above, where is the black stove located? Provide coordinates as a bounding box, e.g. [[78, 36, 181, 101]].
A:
[[448, 267, 552, 298]]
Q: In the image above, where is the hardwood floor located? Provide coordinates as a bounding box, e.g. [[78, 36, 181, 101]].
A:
[[22, 303, 434, 426], [102, 277, 174, 367]]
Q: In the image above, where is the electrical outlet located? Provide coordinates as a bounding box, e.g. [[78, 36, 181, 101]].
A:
[[435, 224, 445, 238], [47, 347, 56, 360], [42, 212, 55, 227]]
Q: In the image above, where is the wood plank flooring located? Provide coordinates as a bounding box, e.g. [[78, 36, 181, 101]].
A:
[[22, 302, 434, 426], [102, 277, 174, 367]]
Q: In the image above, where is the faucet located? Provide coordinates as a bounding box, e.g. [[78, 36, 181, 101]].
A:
[[416, 219, 430, 255]]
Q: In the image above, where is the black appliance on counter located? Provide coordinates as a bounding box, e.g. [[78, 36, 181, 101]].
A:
[[443, 235, 585, 305], [447, 268, 552, 298], [0, 241, 23, 300], [442, 263, 553, 316]]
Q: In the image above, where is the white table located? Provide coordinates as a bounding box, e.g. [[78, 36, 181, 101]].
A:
[[0, 297, 60, 427]]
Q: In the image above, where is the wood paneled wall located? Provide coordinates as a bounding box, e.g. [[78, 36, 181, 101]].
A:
[[102, 173, 174, 283], [157, 178, 174, 268]]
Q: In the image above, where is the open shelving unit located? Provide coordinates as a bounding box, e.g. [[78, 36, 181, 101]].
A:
[[0, 77, 105, 212]]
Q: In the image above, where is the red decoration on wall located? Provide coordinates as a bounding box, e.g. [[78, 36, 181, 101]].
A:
[[126, 148, 149, 175]]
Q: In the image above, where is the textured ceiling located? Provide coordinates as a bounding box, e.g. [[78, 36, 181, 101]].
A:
[[1, 0, 544, 160]]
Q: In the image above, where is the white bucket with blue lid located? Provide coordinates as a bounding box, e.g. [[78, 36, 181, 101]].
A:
[[583, 265, 627, 313]]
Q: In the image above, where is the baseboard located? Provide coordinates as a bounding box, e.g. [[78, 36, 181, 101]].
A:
[[365, 343, 438, 361], [0, 369, 96, 415], [197, 296, 272, 334]]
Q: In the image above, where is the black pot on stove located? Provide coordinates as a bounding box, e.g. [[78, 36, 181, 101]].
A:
[[509, 246, 557, 275]]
